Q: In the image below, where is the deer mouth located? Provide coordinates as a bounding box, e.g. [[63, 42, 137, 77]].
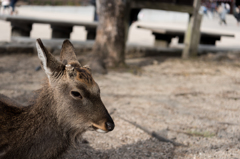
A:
[[90, 119, 115, 133], [91, 124, 108, 133]]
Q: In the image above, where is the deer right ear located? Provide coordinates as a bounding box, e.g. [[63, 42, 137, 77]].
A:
[[36, 39, 64, 81]]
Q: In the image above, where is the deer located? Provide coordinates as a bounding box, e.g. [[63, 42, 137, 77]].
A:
[[0, 39, 115, 159]]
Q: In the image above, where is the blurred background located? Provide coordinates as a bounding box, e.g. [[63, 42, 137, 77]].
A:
[[1, 1, 240, 159], [1, 0, 240, 48]]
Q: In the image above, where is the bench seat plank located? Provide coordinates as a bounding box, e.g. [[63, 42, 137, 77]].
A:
[[0, 15, 98, 28], [138, 25, 235, 38], [137, 25, 234, 46], [0, 15, 98, 39]]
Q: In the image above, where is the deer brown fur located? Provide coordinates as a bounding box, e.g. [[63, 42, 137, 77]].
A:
[[0, 39, 114, 159]]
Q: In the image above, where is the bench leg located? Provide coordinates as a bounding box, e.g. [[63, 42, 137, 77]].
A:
[[178, 36, 184, 43], [179, 35, 218, 46], [200, 37, 219, 45], [11, 22, 32, 37], [51, 25, 73, 39], [85, 28, 96, 40], [153, 33, 172, 47]]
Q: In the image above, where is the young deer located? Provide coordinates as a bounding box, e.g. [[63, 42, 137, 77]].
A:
[[0, 39, 114, 159]]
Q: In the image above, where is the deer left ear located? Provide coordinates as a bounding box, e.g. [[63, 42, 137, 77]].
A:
[[36, 39, 64, 81]]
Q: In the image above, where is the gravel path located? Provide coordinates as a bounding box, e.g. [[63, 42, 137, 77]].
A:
[[1, 53, 240, 158]]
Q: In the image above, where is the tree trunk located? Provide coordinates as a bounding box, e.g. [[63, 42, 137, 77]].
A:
[[89, 0, 129, 74]]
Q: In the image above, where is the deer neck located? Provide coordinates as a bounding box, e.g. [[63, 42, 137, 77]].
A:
[[6, 87, 69, 159]]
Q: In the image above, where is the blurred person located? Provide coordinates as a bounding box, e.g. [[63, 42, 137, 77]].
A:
[[10, 0, 18, 15], [218, 3, 227, 25], [0, 0, 10, 14], [210, 1, 217, 17], [234, 5, 240, 26], [201, 4, 208, 17], [225, 3, 230, 13]]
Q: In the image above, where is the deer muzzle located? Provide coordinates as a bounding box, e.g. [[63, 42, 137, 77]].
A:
[[92, 118, 115, 133]]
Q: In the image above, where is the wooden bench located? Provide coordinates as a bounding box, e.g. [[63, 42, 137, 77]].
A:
[[137, 25, 235, 47], [0, 15, 98, 40], [129, 0, 201, 58]]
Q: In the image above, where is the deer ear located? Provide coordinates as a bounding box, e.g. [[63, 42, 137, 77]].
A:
[[60, 40, 81, 66], [36, 39, 64, 80]]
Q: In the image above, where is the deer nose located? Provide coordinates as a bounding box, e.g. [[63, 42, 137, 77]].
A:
[[105, 121, 115, 131]]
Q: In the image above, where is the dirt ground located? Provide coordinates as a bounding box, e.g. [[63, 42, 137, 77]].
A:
[[1, 53, 240, 159]]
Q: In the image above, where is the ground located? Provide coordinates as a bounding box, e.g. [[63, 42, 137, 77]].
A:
[[1, 53, 240, 159]]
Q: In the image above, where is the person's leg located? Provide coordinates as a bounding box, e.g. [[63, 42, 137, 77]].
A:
[[238, 14, 240, 26], [223, 18, 227, 25], [10, 0, 18, 15], [220, 17, 223, 25]]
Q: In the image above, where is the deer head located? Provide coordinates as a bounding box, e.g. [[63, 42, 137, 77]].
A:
[[36, 39, 114, 135]]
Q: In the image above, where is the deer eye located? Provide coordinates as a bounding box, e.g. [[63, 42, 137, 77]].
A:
[[71, 91, 82, 99]]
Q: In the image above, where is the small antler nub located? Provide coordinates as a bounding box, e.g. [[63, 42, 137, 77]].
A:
[[65, 64, 74, 71]]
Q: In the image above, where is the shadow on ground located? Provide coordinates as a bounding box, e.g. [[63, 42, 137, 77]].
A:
[[61, 138, 175, 159]]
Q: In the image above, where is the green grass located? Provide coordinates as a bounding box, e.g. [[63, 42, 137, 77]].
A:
[[186, 130, 215, 138]]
